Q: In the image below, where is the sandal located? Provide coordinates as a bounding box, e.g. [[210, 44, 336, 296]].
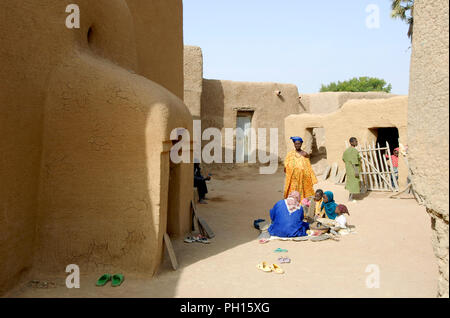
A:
[[293, 236, 309, 242], [274, 248, 288, 253], [257, 262, 272, 273], [278, 257, 291, 264], [96, 274, 112, 287], [111, 274, 124, 287], [311, 234, 331, 242], [195, 235, 210, 244], [270, 264, 284, 274], [184, 236, 196, 243]]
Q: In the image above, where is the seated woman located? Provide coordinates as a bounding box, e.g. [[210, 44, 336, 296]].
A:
[[267, 191, 310, 238], [320, 191, 338, 220], [308, 191, 338, 234]]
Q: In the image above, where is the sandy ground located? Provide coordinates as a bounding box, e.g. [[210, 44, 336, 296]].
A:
[[7, 166, 438, 298]]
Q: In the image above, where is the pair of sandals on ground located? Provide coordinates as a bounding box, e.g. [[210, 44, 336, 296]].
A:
[[257, 262, 285, 274], [96, 273, 124, 287], [184, 234, 210, 244], [257, 249, 291, 274]]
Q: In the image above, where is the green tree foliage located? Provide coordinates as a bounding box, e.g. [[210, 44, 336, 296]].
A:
[[391, 0, 414, 41], [320, 77, 393, 93]]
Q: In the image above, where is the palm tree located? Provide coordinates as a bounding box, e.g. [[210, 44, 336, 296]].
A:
[[391, 0, 414, 41]]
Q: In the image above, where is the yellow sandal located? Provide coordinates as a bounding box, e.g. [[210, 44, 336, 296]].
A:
[[257, 261, 272, 272], [270, 264, 284, 274]]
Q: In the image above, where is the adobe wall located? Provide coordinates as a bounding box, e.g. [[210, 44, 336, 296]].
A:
[[285, 96, 408, 187], [0, 0, 192, 295], [201, 79, 301, 162], [408, 0, 449, 297], [184, 46, 203, 120], [126, 0, 184, 99], [300, 92, 396, 114]]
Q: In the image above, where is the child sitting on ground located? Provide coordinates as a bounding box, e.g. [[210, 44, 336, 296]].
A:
[[334, 204, 349, 229], [312, 204, 351, 235], [302, 189, 325, 224]]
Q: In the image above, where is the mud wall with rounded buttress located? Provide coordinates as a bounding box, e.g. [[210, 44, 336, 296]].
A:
[[0, 0, 192, 295]]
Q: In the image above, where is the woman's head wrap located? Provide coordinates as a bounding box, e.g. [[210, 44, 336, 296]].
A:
[[290, 136, 303, 143], [286, 191, 301, 212], [321, 191, 338, 220], [337, 204, 350, 215]]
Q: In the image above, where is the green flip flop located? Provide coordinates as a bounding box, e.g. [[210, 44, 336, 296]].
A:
[[96, 274, 112, 287], [111, 274, 124, 287]]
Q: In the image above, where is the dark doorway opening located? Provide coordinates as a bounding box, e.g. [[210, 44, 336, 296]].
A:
[[307, 128, 327, 165], [369, 127, 399, 154], [305, 128, 328, 176]]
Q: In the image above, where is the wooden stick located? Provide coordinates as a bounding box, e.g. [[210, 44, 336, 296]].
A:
[[191, 199, 201, 233], [389, 183, 413, 199], [364, 143, 374, 191], [374, 142, 388, 190], [368, 143, 380, 189], [357, 145, 366, 189], [322, 165, 331, 181], [371, 141, 382, 190], [339, 170, 346, 183], [381, 145, 391, 191], [163, 233, 178, 271], [364, 143, 375, 189], [380, 143, 389, 190], [375, 143, 386, 190]]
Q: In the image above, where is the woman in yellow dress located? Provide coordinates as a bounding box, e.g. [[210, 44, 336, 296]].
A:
[[284, 137, 318, 200]]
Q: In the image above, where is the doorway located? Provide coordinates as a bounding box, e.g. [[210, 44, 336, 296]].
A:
[[236, 111, 253, 163], [369, 127, 399, 155], [306, 127, 328, 176]]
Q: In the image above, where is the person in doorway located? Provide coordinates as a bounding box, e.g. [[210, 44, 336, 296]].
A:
[[194, 163, 211, 204], [283, 137, 317, 200], [386, 147, 400, 187], [267, 191, 310, 238], [343, 137, 361, 201]]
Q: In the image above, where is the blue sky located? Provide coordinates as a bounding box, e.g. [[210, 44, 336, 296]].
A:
[[183, 0, 412, 94]]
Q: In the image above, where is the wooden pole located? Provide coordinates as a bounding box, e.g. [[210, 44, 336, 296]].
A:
[[364, 143, 374, 191], [374, 142, 387, 190], [163, 233, 178, 271], [372, 141, 384, 190], [381, 145, 391, 191], [367, 143, 379, 190], [358, 145, 367, 191], [389, 183, 414, 199]]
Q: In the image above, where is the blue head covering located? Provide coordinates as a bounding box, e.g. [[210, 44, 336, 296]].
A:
[[321, 191, 338, 220], [290, 136, 303, 143]]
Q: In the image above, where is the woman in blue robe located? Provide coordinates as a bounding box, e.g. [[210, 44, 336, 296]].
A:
[[268, 191, 310, 237]]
